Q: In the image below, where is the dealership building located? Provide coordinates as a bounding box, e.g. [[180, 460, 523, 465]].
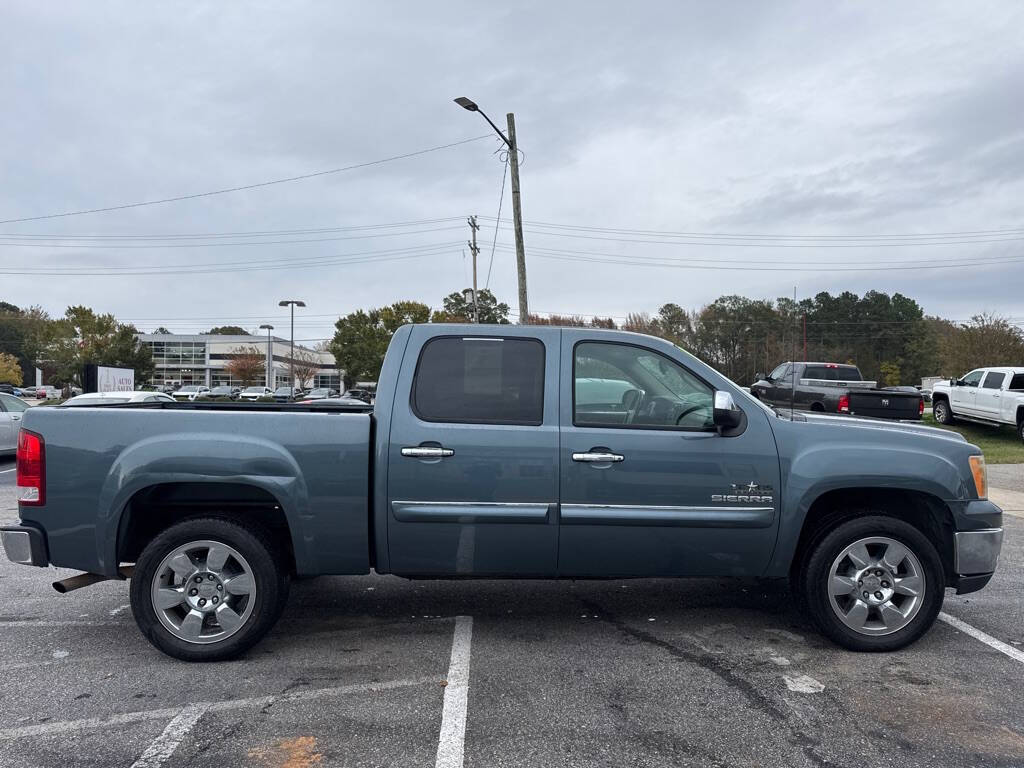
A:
[[136, 333, 341, 390]]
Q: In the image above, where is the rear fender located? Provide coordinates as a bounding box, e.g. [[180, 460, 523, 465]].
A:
[[96, 433, 309, 576]]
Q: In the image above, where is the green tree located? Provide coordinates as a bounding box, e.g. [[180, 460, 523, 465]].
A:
[[152, 326, 172, 334], [433, 289, 511, 324], [329, 301, 431, 388], [0, 351, 23, 385], [0, 303, 52, 384], [938, 313, 1024, 376], [43, 306, 154, 386], [201, 326, 249, 335]]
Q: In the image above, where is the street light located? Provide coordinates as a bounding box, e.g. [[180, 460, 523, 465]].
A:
[[454, 96, 529, 321], [259, 324, 274, 390], [277, 300, 305, 395]]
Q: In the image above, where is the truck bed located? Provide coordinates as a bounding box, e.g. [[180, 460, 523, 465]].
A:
[[18, 404, 374, 577]]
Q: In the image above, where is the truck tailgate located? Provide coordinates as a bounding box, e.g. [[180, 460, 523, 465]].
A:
[[847, 390, 921, 420]]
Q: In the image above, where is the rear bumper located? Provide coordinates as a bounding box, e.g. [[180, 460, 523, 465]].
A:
[[1, 525, 49, 567]]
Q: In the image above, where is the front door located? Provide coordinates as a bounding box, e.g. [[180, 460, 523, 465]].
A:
[[386, 326, 560, 575], [558, 334, 781, 577], [952, 369, 983, 416]]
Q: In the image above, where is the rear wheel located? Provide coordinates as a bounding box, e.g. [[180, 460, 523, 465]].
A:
[[130, 517, 290, 661], [798, 515, 944, 651], [1018, 418, 1024, 444], [933, 398, 954, 424]]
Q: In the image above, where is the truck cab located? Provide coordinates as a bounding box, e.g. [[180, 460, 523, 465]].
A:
[[932, 367, 1024, 441]]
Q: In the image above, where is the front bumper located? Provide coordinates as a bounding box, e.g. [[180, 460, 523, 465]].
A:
[[951, 502, 1003, 593], [1, 525, 49, 567]]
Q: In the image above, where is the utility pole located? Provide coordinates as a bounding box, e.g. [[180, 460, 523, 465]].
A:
[[277, 300, 305, 395], [468, 216, 480, 323], [506, 113, 529, 321], [453, 98, 529, 322]]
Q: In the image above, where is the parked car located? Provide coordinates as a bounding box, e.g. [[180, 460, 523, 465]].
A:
[[203, 386, 242, 401], [932, 367, 1024, 441], [62, 391, 176, 407], [750, 362, 923, 420], [272, 386, 303, 402], [1, 324, 1002, 662], [302, 388, 338, 401], [12, 387, 30, 398], [33, 386, 60, 400], [343, 388, 373, 404], [238, 386, 273, 401], [171, 385, 211, 402], [0, 392, 29, 455], [0, 384, 15, 395]]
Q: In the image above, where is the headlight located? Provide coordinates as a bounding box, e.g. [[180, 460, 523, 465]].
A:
[[968, 455, 987, 500]]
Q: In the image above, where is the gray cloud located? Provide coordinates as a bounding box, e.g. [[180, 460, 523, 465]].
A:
[[1, 0, 1022, 339]]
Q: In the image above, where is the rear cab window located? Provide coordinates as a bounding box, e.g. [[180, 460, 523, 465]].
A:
[[802, 365, 861, 381], [411, 336, 545, 425]]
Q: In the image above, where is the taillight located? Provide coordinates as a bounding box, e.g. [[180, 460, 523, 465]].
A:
[[838, 394, 850, 413], [16, 429, 45, 506], [919, 398, 925, 416]]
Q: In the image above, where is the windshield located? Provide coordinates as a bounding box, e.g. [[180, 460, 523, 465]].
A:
[[243, 387, 265, 393], [274, 388, 293, 394], [178, 386, 200, 392]]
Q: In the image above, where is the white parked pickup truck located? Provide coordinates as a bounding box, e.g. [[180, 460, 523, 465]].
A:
[[931, 367, 1024, 442]]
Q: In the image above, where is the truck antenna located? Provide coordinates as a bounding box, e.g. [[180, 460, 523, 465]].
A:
[[790, 286, 797, 421]]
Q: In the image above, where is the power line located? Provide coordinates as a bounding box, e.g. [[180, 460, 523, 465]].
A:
[[0, 225, 464, 249], [0, 216, 464, 240], [480, 216, 1024, 241], [485, 157, 508, 290], [0, 135, 494, 224]]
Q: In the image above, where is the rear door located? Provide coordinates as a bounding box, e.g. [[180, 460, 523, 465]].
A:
[[557, 332, 781, 578], [386, 326, 560, 575], [975, 371, 1006, 420]]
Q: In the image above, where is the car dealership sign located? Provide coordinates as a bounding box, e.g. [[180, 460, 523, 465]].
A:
[[83, 364, 135, 393]]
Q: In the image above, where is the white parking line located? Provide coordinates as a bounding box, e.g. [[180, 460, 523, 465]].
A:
[[435, 615, 473, 768], [0, 467, 15, 474], [130, 703, 210, 768], [939, 611, 1024, 665], [0, 676, 436, 740]]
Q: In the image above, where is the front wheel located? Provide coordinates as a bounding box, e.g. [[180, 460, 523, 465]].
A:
[[798, 515, 944, 651], [933, 399, 954, 425], [130, 517, 290, 661]]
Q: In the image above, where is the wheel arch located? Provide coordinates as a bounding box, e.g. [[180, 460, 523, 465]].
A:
[[787, 487, 955, 587], [116, 482, 298, 574]]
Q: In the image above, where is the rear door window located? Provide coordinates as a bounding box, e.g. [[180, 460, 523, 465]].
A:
[[982, 372, 1005, 389], [412, 336, 545, 425]]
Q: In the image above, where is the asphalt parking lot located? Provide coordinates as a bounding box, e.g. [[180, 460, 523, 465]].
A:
[[1, 456, 1023, 768]]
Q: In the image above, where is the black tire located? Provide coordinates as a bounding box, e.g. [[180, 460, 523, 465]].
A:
[[1018, 418, 1024, 445], [933, 398, 954, 425], [798, 515, 944, 652], [130, 516, 290, 662]]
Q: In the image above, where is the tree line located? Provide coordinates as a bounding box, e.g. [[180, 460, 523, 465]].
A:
[[330, 289, 1024, 388], [3, 291, 1022, 390]]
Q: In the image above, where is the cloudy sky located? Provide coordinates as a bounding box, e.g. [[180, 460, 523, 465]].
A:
[[2, 1, 1022, 343]]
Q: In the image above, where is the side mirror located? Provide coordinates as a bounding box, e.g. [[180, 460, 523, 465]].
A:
[[713, 391, 743, 430], [755, 372, 767, 382]]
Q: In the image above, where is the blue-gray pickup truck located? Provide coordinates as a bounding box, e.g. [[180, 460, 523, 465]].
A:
[[2, 324, 1004, 661]]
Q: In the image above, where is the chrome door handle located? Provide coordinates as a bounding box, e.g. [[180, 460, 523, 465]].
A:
[[11, 415, 21, 421], [401, 446, 455, 458], [572, 451, 624, 463]]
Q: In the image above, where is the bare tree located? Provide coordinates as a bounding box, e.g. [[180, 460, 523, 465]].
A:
[[225, 345, 265, 387], [291, 347, 321, 390]]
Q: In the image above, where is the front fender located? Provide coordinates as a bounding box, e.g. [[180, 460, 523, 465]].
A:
[[767, 442, 968, 577], [96, 432, 310, 575]]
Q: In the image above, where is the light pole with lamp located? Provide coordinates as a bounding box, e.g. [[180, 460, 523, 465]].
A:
[[454, 97, 529, 322], [259, 324, 274, 390], [277, 300, 305, 395]]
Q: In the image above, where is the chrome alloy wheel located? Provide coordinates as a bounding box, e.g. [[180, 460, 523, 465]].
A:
[[828, 536, 925, 636], [150, 540, 256, 645]]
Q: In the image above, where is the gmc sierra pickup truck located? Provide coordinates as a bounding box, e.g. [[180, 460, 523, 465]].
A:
[[750, 362, 924, 420], [2, 325, 1003, 661], [932, 367, 1024, 442]]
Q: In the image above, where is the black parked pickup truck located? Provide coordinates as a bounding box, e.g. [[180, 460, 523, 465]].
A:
[[751, 362, 923, 420]]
